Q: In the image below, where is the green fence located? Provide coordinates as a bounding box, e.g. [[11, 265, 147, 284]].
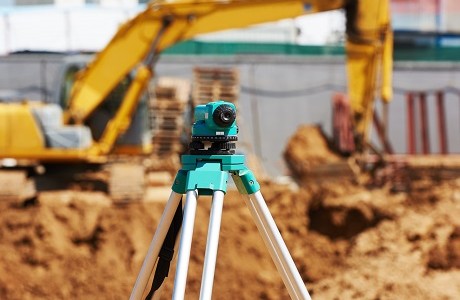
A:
[[163, 41, 460, 61]]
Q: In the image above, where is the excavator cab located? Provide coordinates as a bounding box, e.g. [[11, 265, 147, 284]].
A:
[[54, 56, 152, 155]]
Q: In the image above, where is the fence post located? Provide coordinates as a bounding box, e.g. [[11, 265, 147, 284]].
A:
[[436, 91, 448, 154], [419, 92, 430, 154], [406, 92, 416, 154]]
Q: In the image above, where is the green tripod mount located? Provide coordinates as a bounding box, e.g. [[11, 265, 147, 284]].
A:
[[172, 154, 259, 196]]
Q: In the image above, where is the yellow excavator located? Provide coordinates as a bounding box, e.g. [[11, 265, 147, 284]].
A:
[[0, 0, 392, 200]]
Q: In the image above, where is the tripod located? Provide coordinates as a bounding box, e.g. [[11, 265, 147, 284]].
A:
[[129, 153, 312, 300]]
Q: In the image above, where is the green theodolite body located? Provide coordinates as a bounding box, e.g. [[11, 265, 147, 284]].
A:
[[192, 101, 238, 138], [176, 101, 259, 195]]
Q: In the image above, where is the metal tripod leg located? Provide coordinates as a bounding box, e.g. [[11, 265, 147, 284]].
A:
[[172, 189, 198, 299], [131, 152, 310, 299], [130, 191, 183, 300], [200, 190, 225, 300], [242, 191, 312, 300]]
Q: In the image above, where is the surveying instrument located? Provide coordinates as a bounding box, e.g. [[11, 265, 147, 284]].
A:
[[130, 101, 311, 300]]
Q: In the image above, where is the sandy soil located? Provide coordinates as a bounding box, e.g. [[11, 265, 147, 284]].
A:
[[0, 126, 459, 299]]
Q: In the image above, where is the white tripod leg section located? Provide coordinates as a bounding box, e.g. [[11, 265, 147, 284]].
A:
[[172, 189, 198, 299], [130, 191, 183, 300], [199, 190, 225, 300], [243, 191, 311, 300]]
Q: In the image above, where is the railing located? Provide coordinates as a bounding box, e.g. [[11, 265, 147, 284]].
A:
[[332, 89, 460, 155], [406, 90, 459, 154]]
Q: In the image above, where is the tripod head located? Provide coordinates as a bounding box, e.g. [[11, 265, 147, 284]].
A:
[[189, 101, 238, 155]]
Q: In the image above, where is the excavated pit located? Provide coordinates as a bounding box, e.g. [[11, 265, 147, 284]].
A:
[[308, 203, 386, 240]]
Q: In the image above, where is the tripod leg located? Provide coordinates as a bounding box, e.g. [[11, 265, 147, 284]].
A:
[[150, 224, 183, 300], [145, 199, 183, 300], [130, 191, 182, 300], [243, 191, 312, 300], [172, 189, 199, 299], [199, 190, 225, 300]]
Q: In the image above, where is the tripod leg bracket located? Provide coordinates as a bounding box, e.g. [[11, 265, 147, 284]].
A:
[[172, 154, 259, 195], [172, 163, 229, 195], [172, 170, 188, 194], [232, 169, 260, 194]]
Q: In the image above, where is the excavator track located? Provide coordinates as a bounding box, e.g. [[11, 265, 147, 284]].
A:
[[108, 163, 145, 204], [0, 170, 36, 204]]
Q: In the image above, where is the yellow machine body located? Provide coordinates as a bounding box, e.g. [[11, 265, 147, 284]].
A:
[[0, 103, 45, 153], [0, 102, 102, 162]]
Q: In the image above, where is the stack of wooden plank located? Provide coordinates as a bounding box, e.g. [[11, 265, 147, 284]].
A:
[[149, 77, 190, 157], [192, 67, 240, 106]]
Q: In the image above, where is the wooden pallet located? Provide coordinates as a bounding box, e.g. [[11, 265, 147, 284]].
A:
[[149, 77, 191, 156], [151, 99, 187, 111], [193, 67, 239, 79], [154, 86, 176, 99], [193, 98, 239, 107], [195, 83, 238, 90], [152, 128, 182, 137], [195, 78, 237, 86], [194, 92, 238, 98], [151, 109, 185, 118], [152, 144, 184, 157], [152, 114, 184, 125], [152, 124, 183, 132], [156, 77, 191, 103], [192, 67, 240, 106], [194, 88, 238, 99], [152, 142, 183, 152]]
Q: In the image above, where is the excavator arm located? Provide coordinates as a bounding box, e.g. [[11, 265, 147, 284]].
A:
[[345, 0, 393, 146], [65, 0, 392, 155]]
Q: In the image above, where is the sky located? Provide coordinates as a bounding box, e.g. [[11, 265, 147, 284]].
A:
[[2, 1, 459, 55], [0, 5, 346, 55]]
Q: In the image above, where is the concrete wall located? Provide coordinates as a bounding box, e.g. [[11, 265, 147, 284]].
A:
[[15, 0, 53, 5], [0, 54, 459, 176]]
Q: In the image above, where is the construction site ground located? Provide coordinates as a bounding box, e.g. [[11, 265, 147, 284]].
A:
[[1, 127, 460, 299]]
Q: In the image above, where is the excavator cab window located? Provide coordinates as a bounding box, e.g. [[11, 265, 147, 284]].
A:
[[57, 62, 132, 115], [86, 75, 133, 141], [58, 64, 81, 109]]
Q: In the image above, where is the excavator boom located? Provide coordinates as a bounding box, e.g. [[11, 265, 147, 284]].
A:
[[66, 0, 350, 124], [66, 0, 392, 152]]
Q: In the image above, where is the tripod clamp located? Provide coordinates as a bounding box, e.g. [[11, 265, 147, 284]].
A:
[[172, 154, 259, 196]]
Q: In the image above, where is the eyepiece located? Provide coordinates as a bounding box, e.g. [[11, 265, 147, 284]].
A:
[[212, 104, 236, 128]]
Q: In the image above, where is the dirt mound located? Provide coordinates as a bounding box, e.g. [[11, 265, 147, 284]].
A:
[[1, 176, 459, 299], [0, 192, 162, 299], [0, 182, 354, 299], [282, 125, 460, 298], [284, 125, 341, 178], [0, 124, 460, 299], [310, 179, 460, 299]]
